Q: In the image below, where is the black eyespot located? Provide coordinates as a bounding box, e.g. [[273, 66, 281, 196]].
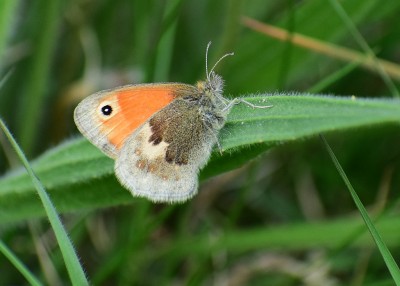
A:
[[101, 105, 112, 116]]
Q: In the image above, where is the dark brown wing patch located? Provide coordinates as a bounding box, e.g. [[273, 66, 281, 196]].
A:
[[148, 99, 204, 166]]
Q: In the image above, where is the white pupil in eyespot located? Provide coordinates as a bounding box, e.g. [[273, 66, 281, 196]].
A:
[[101, 105, 113, 116]]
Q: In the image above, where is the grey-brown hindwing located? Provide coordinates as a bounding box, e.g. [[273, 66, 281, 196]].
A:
[[114, 97, 218, 202]]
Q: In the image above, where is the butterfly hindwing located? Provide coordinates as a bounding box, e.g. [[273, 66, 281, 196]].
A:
[[115, 98, 215, 203]]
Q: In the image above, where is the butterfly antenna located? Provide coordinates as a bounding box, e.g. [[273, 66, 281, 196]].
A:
[[205, 41, 234, 81], [206, 41, 212, 82], [208, 51, 234, 79]]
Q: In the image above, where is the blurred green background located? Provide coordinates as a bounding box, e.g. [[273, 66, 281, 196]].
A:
[[0, 0, 400, 285]]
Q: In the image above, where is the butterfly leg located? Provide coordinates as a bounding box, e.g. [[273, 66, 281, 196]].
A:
[[223, 97, 273, 112], [204, 123, 224, 155]]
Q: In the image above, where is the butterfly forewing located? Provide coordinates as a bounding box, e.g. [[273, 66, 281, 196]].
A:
[[74, 83, 196, 159]]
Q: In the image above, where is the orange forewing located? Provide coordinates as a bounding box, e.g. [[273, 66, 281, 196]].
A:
[[99, 84, 189, 150]]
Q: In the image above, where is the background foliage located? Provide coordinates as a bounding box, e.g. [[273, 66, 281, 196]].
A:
[[0, 0, 399, 285]]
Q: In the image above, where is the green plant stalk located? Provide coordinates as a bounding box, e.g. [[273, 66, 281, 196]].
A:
[[17, 0, 61, 156], [276, 0, 295, 90], [153, 0, 183, 82], [218, 0, 243, 58], [0, 0, 18, 62], [320, 134, 400, 284], [0, 119, 89, 285], [0, 240, 43, 286]]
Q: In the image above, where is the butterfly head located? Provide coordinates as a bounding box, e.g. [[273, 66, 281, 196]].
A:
[[196, 71, 224, 96]]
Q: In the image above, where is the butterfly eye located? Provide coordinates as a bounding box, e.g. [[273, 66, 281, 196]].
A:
[[101, 105, 113, 116]]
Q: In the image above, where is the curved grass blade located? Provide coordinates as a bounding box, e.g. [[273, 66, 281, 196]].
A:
[[0, 119, 89, 285], [0, 240, 43, 286], [320, 134, 400, 284]]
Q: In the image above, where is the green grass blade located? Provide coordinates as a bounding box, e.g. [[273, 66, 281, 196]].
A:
[[152, 0, 183, 82], [0, 240, 43, 286], [308, 61, 359, 93], [0, 0, 18, 62], [16, 0, 62, 156], [0, 119, 89, 285], [0, 68, 13, 90], [320, 134, 400, 284], [328, 0, 399, 97], [135, 215, 400, 256], [0, 94, 399, 222]]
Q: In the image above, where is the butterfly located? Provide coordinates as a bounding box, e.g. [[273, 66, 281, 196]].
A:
[[74, 42, 271, 203]]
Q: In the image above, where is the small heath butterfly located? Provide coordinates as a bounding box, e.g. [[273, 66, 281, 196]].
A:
[[74, 42, 271, 203]]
